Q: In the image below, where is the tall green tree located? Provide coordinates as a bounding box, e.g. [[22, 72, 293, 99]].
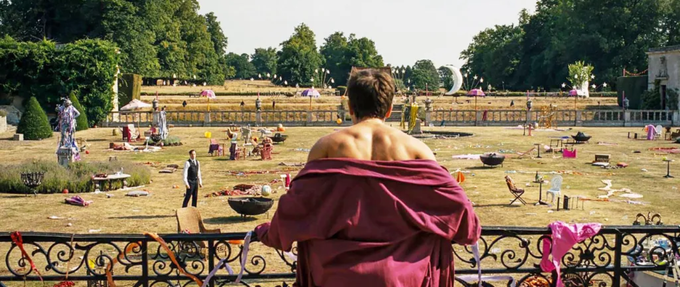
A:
[[438, 66, 453, 90], [204, 12, 227, 55], [320, 32, 384, 87], [411, 60, 439, 91], [225, 53, 256, 79], [277, 23, 323, 87], [320, 32, 349, 87], [251, 47, 278, 77]]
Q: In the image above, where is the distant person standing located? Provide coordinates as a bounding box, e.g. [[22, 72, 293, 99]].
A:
[[510, 100, 515, 107], [240, 101, 245, 109], [182, 150, 203, 207], [182, 100, 187, 108], [272, 100, 276, 110]]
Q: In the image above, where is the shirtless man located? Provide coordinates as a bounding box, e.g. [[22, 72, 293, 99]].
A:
[[308, 69, 435, 162]]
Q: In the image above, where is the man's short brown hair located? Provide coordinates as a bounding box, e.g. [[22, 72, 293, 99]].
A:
[[346, 69, 395, 120]]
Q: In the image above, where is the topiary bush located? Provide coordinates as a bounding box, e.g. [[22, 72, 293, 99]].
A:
[[17, 97, 53, 140], [69, 92, 89, 131], [0, 160, 151, 194]]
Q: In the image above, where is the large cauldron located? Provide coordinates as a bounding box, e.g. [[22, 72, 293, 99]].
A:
[[480, 153, 505, 167], [571, 131, 592, 143], [228, 197, 274, 217], [270, 133, 288, 143]]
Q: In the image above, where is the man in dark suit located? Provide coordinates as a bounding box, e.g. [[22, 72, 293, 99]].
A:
[[182, 150, 203, 207]]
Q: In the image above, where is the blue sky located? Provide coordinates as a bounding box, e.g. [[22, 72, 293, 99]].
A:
[[198, 0, 536, 68]]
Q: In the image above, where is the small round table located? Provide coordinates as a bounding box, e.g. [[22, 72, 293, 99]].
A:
[[664, 159, 674, 178]]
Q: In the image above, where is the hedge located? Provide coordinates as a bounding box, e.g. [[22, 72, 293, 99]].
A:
[[17, 97, 52, 140], [70, 92, 89, 131], [0, 160, 150, 194], [0, 37, 119, 126]]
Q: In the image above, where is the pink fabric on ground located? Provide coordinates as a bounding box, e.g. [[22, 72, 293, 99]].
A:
[[255, 159, 480, 287], [540, 221, 602, 287]]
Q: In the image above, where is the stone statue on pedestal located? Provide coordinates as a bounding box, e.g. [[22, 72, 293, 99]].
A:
[[56, 98, 81, 166]]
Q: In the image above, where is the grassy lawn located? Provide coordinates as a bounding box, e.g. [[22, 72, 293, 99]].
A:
[[0, 125, 677, 235], [0, 125, 678, 287]]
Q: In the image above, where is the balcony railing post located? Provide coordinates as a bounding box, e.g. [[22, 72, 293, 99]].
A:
[[141, 240, 149, 287], [613, 231, 622, 287]]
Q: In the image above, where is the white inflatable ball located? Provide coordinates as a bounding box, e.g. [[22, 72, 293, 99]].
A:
[[261, 185, 272, 196]]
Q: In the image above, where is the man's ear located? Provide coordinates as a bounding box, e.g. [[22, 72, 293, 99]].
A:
[[385, 106, 392, 119]]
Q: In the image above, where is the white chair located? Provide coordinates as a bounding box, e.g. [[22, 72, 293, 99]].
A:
[[546, 176, 563, 203], [655, 125, 663, 140]]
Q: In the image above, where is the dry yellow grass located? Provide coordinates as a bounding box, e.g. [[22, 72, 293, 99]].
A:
[[0, 125, 677, 234]]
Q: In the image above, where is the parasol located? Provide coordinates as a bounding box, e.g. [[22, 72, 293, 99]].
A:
[[301, 88, 321, 98], [467, 89, 486, 97], [467, 89, 485, 111], [200, 90, 216, 111], [120, 99, 152, 111]]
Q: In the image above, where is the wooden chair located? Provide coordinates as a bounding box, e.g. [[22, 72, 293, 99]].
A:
[[505, 176, 527, 205], [176, 207, 221, 257]]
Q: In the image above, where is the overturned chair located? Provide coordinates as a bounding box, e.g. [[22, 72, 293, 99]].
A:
[[505, 175, 527, 206]]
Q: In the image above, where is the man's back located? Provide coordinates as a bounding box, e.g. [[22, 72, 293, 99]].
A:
[[307, 119, 435, 162]]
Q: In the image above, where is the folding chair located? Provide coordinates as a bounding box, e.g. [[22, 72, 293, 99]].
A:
[[505, 175, 527, 205]]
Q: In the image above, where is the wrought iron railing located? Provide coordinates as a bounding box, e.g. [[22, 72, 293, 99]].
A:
[[1, 226, 678, 286]]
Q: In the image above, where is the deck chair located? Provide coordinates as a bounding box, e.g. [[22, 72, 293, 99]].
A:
[[562, 149, 577, 158], [122, 124, 140, 142], [505, 176, 526, 205], [516, 147, 536, 159], [176, 207, 221, 256], [546, 176, 563, 203]]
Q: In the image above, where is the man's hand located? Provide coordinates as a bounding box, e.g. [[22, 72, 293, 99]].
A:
[[185, 184, 190, 189], [199, 183, 203, 188]]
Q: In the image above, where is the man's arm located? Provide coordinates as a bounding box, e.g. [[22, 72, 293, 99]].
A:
[[412, 139, 437, 160], [197, 161, 203, 187], [183, 161, 189, 188]]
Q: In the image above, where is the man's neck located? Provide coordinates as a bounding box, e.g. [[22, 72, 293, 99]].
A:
[[354, 117, 385, 125]]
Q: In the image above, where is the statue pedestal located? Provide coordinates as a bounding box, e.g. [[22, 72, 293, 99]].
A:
[[410, 119, 423, 135], [57, 147, 77, 167]]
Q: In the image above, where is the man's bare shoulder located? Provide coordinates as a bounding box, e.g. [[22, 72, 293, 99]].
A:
[[385, 125, 436, 160], [306, 129, 349, 162]]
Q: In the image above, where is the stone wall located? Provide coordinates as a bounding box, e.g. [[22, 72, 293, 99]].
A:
[[648, 46, 680, 109], [0, 116, 6, 133], [0, 105, 21, 125]]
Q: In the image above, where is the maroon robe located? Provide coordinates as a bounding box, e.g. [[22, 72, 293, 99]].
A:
[[255, 159, 480, 287]]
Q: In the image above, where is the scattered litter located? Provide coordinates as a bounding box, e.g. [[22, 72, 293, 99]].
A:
[[505, 170, 517, 174], [279, 162, 305, 167], [159, 169, 175, 174], [498, 149, 516, 154], [294, 148, 311, 152], [622, 216, 628, 220], [619, 193, 644, 199], [132, 209, 140, 212], [64, 196, 92, 207], [106, 194, 114, 198], [452, 154, 481, 160], [650, 147, 680, 153], [88, 229, 101, 233], [597, 142, 618, 146], [491, 248, 501, 254], [548, 210, 554, 213], [66, 223, 72, 227], [526, 213, 537, 216], [48, 216, 63, 220], [633, 151, 641, 153], [641, 169, 648, 172], [590, 211, 596, 215], [126, 191, 150, 197]]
